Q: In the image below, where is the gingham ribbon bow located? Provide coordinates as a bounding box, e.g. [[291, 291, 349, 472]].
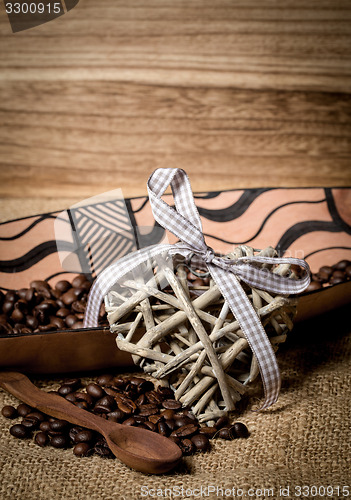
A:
[[84, 168, 311, 409]]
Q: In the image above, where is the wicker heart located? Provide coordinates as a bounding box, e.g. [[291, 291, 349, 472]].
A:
[[105, 245, 297, 423]]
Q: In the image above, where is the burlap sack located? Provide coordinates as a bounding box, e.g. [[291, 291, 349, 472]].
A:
[[0, 308, 350, 500]]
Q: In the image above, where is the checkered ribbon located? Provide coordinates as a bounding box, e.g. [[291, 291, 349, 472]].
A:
[[84, 168, 311, 409]]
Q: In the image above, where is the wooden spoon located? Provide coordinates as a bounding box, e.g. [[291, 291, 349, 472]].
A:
[[0, 371, 182, 474]]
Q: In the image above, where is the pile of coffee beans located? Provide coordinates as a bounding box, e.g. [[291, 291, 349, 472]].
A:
[[0, 275, 108, 336], [1, 374, 249, 459], [305, 259, 351, 293]]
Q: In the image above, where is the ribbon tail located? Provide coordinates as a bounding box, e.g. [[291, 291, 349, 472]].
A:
[[208, 264, 281, 410]]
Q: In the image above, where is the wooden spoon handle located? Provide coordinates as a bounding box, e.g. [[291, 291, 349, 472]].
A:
[[0, 371, 109, 434]]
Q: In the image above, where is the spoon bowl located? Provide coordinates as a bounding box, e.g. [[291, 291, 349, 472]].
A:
[[0, 371, 182, 474]]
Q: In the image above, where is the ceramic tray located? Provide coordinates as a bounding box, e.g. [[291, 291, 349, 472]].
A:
[[1, 187, 350, 374]]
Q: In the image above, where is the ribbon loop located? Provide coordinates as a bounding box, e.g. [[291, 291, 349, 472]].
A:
[[83, 168, 311, 411]]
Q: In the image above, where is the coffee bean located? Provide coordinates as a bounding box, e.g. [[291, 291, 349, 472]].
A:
[[162, 399, 182, 410], [198, 426, 217, 438], [214, 416, 229, 429], [58, 385, 74, 397], [10, 424, 28, 439], [39, 421, 51, 433], [26, 315, 39, 329], [122, 417, 137, 426], [17, 403, 33, 417], [65, 314, 78, 328], [49, 419, 68, 432], [107, 410, 125, 422], [61, 289, 77, 306], [75, 430, 94, 443], [34, 431, 49, 447], [21, 417, 40, 431], [115, 394, 137, 414], [179, 438, 195, 455], [157, 421, 168, 436], [51, 435, 68, 448], [86, 383, 105, 400], [96, 374, 114, 386], [143, 421, 156, 432], [72, 275, 87, 288], [138, 404, 159, 417], [191, 434, 210, 451], [73, 442, 91, 457], [171, 423, 198, 438], [56, 308, 70, 318], [174, 415, 194, 428], [161, 409, 175, 420], [232, 422, 249, 438], [50, 317, 66, 330], [218, 427, 233, 440], [55, 280, 71, 293], [1, 405, 17, 419], [334, 260, 350, 270]]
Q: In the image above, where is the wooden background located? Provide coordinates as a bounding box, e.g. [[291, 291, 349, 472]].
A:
[[0, 0, 351, 221]]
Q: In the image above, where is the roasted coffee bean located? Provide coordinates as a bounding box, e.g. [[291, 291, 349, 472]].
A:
[[72, 287, 85, 299], [115, 394, 137, 414], [162, 399, 182, 410], [165, 419, 175, 432], [146, 391, 163, 405], [21, 417, 40, 430], [10, 424, 28, 439], [122, 417, 137, 426], [56, 307, 70, 318], [11, 307, 24, 322], [65, 393, 76, 404], [39, 324, 58, 332], [191, 434, 210, 451], [217, 427, 233, 440], [231, 422, 249, 438], [34, 431, 49, 447], [199, 426, 217, 438], [161, 409, 175, 420], [50, 317, 65, 330], [65, 314, 78, 328], [107, 410, 125, 422], [1, 405, 17, 419], [104, 387, 119, 398], [143, 421, 156, 432], [148, 414, 164, 425], [174, 415, 194, 428], [26, 315, 39, 330], [68, 426, 82, 443], [179, 438, 195, 455], [96, 395, 114, 409], [96, 374, 114, 386], [157, 421, 168, 436], [55, 280, 71, 293], [94, 439, 113, 458], [334, 259, 350, 270], [135, 393, 147, 406], [306, 280, 323, 292], [138, 404, 159, 417], [39, 421, 51, 433], [2, 301, 14, 315], [58, 384, 74, 396], [72, 275, 87, 288], [49, 419, 68, 432], [72, 300, 86, 314], [112, 376, 127, 389], [73, 442, 91, 457], [51, 435, 68, 448], [214, 416, 229, 429], [17, 403, 33, 417], [30, 280, 50, 292], [75, 430, 94, 443], [72, 321, 84, 329], [157, 386, 174, 398], [75, 401, 89, 410], [61, 289, 77, 306], [72, 393, 91, 405], [171, 423, 198, 438], [86, 383, 105, 400], [93, 404, 111, 414]]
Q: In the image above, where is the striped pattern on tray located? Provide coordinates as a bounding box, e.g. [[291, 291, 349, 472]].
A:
[[0, 187, 350, 291]]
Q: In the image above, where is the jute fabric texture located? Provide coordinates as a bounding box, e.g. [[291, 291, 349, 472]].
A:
[[0, 310, 350, 500]]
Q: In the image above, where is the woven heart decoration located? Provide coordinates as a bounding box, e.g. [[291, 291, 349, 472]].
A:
[[84, 168, 310, 422], [104, 244, 297, 423]]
